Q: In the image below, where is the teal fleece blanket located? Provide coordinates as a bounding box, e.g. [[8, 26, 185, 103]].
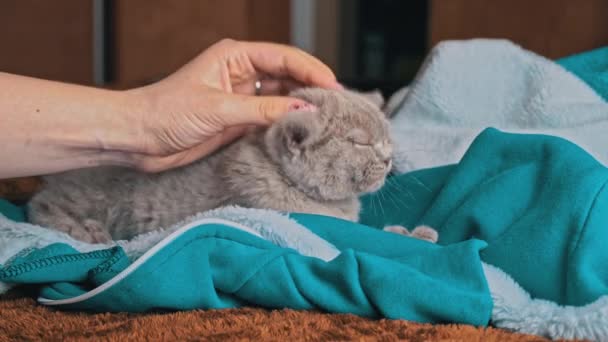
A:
[[558, 46, 608, 101], [2, 221, 490, 325], [361, 128, 608, 306], [2, 128, 608, 325]]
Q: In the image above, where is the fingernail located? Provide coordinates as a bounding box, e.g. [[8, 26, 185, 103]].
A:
[[289, 101, 318, 112]]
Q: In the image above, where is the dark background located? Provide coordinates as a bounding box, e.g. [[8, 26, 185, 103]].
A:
[[1, 0, 607, 96]]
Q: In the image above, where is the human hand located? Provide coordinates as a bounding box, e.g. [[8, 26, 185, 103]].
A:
[[127, 39, 342, 172]]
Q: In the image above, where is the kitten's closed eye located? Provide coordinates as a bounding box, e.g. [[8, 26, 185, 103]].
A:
[[350, 139, 372, 148], [347, 129, 372, 147]]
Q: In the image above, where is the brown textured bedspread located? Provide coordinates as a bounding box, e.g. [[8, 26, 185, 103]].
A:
[[0, 293, 554, 342]]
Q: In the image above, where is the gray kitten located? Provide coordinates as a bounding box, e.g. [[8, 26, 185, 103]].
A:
[[28, 87, 438, 244], [27, 88, 388, 242]]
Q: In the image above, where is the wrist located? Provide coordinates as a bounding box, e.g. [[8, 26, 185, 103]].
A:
[[120, 85, 164, 156], [112, 88, 149, 154], [43, 86, 148, 169], [50, 87, 147, 170]]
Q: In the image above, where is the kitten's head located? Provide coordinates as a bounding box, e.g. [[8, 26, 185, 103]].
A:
[[265, 87, 392, 201]]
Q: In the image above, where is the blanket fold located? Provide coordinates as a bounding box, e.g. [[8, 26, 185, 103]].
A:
[[0, 215, 491, 325]]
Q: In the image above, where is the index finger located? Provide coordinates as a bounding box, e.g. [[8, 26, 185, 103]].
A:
[[239, 41, 343, 90]]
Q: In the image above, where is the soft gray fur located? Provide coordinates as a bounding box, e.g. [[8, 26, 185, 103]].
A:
[[28, 88, 394, 243]]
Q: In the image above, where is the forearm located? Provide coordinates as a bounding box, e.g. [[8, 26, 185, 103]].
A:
[[0, 72, 144, 178]]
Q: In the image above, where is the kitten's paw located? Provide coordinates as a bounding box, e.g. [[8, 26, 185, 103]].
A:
[[410, 225, 439, 243], [383, 224, 439, 243], [383, 225, 411, 235]]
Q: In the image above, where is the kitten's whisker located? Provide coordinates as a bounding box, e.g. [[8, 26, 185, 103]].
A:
[[385, 188, 412, 210], [368, 194, 378, 216], [387, 179, 416, 201], [384, 192, 400, 211], [377, 190, 387, 218], [372, 196, 378, 216], [406, 175, 432, 192], [386, 182, 417, 205], [389, 177, 424, 199], [384, 190, 404, 210], [390, 193, 412, 211], [389, 188, 413, 207]]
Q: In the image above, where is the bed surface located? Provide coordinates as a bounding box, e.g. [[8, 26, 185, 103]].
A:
[[0, 291, 550, 341]]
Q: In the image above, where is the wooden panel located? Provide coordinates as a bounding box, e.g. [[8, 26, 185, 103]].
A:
[[0, 0, 93, 84], [314, 0, 340, 72], [113, 0, 290, 89], [429, 0, 608, 59], [248, 0, 290, 43], [548, 0, 608, 57]]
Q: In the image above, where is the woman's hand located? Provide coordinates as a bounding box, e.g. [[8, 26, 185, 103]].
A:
[[127, 39, 342, 172], [0, 39, 339, 179]]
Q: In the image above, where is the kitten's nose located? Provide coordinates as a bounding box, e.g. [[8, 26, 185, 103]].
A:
[[383, 158, 392, 168]]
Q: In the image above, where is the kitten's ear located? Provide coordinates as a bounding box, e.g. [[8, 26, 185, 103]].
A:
[[266, 112, 321, 159], [360, 89, 385, 109], [280, 112, 323, 154]]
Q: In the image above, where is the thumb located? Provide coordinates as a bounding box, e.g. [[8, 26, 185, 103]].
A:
[[215, 93, 318, 126]]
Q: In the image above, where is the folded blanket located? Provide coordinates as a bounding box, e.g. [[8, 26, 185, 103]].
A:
[[0, 208, 492, 325], [363, 128, 608, 307], [389, 39, 608, 174]]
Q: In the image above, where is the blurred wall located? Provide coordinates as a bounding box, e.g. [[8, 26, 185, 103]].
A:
[[113, 0, 289, 88], [0, 0, 290, 88], [4, 1, 607, 89], [0, 1, 94, 84], [430, 0, 608, 59]]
